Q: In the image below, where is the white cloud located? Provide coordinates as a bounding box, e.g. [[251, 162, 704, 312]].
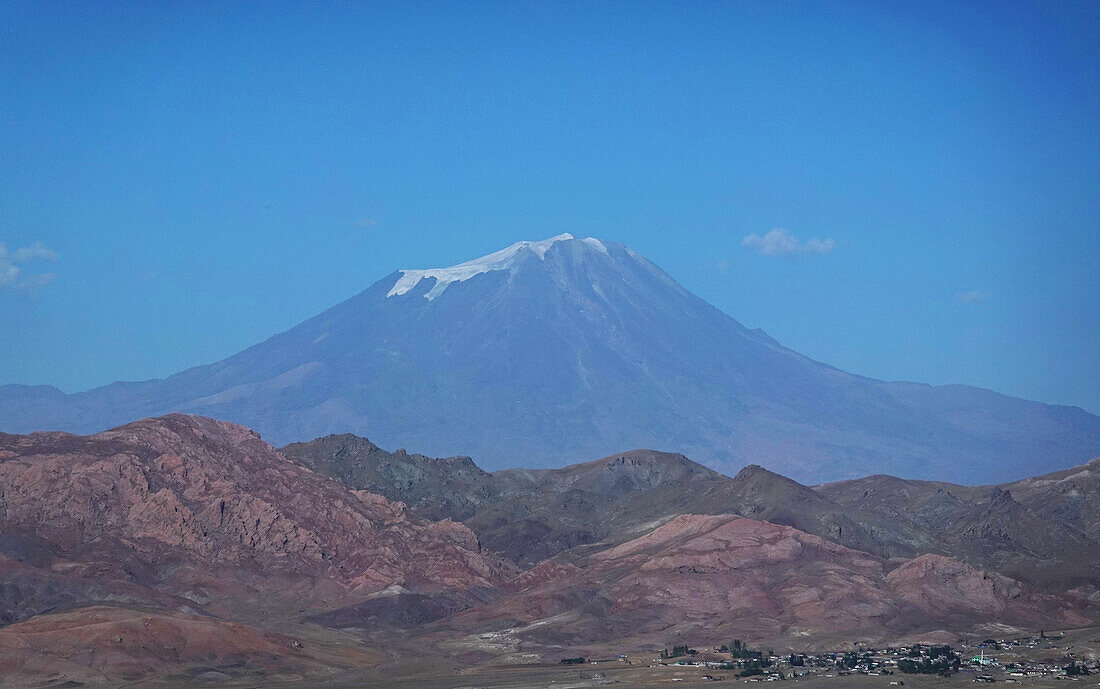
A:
[[955, 290, 990, 304], [11, 241, 58, 262], [16, 272, 58, 290], [741, 228, 836, 257], [0, 241, 59, 291]]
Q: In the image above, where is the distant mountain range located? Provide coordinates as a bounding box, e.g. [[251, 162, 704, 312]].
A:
[[287, 431, 1100, 653], [3, 234, 1098, 483], [283, 433, 1100, 590], [2, 415, 1096, 685]]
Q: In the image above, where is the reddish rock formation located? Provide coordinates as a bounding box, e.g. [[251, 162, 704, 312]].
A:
[[886, 554, 1092, 627], [440, 514, 1093, 649], [0, 414, 511, 624], [1, 415, 1095, 684], [503, 561, 583, 593]]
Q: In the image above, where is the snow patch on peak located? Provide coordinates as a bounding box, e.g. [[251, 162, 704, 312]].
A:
[[387, 233, 598, 300], [582, 237, 609, 255]]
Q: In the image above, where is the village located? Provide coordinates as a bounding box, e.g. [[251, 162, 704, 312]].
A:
[[545, 631, 1100, 687]]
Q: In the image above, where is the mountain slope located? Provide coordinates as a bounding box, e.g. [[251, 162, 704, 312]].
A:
[[281, 433, 499, 522], [1000, 457, 1100, 541], [0, 415, 509, 628], [818, 457, 1100, 542], [3, 234, 1099, 483], [282, 437, 934, 565], [286, 433, 1100, 591], [816, 461, 1100, 588], [0, 606, 384, 688], [429, 514, 1092, 651]]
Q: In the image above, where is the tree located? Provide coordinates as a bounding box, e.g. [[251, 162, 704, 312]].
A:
[[729, 639, 762, 660], [1064, 663, 1090, 676], [661, 645, 695, 660]]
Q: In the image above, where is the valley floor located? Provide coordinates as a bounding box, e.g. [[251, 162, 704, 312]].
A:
[[120, 664, 1100, 689], [346, 668, 1096, 689], [91, 626, 1100, 689]]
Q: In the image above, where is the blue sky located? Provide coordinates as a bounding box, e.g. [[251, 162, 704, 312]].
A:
[[1, 1, 1097, 413]]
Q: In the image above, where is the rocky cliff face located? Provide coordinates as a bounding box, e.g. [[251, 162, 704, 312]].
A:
[[817, 465, 1100, 589], [281, 433, 498, 522], [999, 457, 1100, 541], [0, 414, 510, 626]]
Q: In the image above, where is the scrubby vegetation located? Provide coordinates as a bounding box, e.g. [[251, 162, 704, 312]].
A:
[[660, 645, 698, 659], [898, 645, 961, 676]]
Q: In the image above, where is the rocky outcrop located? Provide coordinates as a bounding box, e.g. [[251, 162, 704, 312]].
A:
[[886, 553, 1093, 628], [438, 514, 1094, 649], [0, 415, 511, 625], [1001, 457, 1100, 540], [282, 433, 498, 522], [817, 466, 1100, 589]]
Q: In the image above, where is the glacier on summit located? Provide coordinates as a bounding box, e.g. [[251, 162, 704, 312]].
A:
[[387, 234, 608, 300]]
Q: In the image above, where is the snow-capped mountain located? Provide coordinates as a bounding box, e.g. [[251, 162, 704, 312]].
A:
[[2, 234, 1098, 483]]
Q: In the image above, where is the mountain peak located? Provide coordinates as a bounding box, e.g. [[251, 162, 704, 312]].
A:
[[386, 233, 610, 301], [5, 235, 1099, 484]]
